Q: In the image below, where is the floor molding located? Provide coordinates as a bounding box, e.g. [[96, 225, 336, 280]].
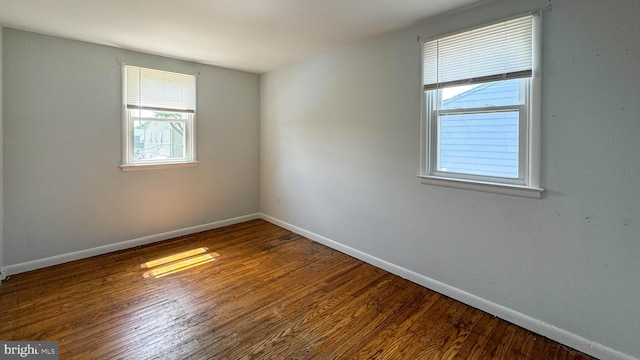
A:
[[3, 213, 260, 278], [259, 213, 637, 360]]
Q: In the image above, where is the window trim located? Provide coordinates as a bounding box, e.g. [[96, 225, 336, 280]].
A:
[[429, 82, 528, 186], [417, 174, 543, 199], [121, 161, 199, 172], [419, 12, 543, 198], [121, 64, 198, 171]]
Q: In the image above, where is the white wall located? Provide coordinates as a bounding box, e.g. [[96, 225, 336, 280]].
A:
[[260, 0, 640, 358], [3, 29, 260, 267]]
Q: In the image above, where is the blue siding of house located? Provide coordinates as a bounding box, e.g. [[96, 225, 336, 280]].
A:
[[442, 79, 518, 109], [439, 80, 519, 178]]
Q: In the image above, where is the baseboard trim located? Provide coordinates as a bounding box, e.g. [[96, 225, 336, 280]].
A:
[[259, 213, 637, 360], [3, 213, 260, 277]]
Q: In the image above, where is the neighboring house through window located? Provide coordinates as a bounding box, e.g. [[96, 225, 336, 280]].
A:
[[122, 65, 197, 171], [419, 13, 543, 198]]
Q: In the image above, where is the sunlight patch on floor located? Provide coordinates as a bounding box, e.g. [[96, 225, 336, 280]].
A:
[[142, 247, 219, 278]]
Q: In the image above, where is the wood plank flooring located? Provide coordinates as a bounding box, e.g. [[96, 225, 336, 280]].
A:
[[0, 219, 595, 359]]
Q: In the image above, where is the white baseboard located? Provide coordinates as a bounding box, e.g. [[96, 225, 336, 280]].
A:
[[259, 213, 637, 360], [3, 213, 260, 277]]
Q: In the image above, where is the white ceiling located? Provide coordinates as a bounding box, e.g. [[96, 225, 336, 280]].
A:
[[0, 0, 485, 74]]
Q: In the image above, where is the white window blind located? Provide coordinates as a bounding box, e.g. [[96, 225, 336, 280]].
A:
[[423, 15, 533, 91], [126, 65, 196, 113]]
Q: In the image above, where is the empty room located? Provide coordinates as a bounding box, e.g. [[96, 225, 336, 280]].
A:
[[0, 0, 638, 359]]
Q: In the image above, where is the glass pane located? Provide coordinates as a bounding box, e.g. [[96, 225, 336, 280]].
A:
[[438, 111, 519, 178], [441, 79, 519, 110], [131, 111, 187, 161]]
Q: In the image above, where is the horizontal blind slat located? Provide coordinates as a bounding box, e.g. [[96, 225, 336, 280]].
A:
[[126, 65, 196, 112], [126, 105, 196, 113], [423, 15, 533, 88], [423, 70, 531, 90]]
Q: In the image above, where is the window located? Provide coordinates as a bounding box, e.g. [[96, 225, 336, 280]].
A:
[[420, 13, 543, 198], [122, 65, 197, 171]]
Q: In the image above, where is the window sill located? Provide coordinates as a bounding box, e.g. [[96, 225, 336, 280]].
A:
[[121, 161, 199, 172], [418, 175, 543, 199]]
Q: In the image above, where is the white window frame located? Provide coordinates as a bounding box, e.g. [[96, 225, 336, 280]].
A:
[[121, 65, 198, 171], [419, 13, 543, 198]]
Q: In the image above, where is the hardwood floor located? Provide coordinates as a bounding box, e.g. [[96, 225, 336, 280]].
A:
[[0, 219, 595, 359]]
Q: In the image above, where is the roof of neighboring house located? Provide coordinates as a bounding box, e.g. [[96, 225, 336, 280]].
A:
[[444, 80, 518, 108]]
